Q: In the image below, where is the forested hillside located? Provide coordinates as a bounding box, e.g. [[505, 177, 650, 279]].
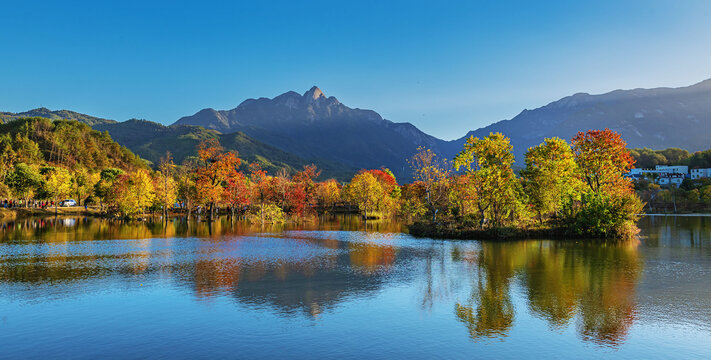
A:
[[93, 119, 355, 179], [0, 117, 146, 172]]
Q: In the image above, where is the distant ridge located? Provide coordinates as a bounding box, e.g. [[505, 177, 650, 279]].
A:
[[443, 78, 711, 162], [3, 78, 711, 179], [0, 107, 116, 126]]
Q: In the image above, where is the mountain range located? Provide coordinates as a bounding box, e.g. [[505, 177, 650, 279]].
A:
[[3, 78, 711, 180]]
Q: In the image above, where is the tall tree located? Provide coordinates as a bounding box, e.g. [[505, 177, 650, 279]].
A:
[[195, 139, 240, 220], [248, 163, 272, 224], [109, 170, 155, 217], [410, 147, 450, 222], [41, 167, 73, 215], [5, 163, 42, 207], [71, 168, 99, 206], [571, 129, 634, 194], [454, 132, 521, 228], [344, 172, 384, 219], [157, 153, 177, 218], [521, 137, 583, 223], [224, 171, 250, 219], [290, 165, 321, 218], [315, 179, 341, 214], [94, 168, 124, 211]]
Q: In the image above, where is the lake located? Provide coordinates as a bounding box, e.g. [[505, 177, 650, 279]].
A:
[[1, 215, 710, 359]]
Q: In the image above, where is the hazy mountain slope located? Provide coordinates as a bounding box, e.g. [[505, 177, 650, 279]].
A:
[[94, 120, 354, 179], [0, 108, 116, 126], [174, 87, 448, 180], [446, 79, 711, 163]]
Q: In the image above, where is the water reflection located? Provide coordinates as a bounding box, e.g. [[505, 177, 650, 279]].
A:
[[2, 215, 710, 354], [452, 241, 642, 346]]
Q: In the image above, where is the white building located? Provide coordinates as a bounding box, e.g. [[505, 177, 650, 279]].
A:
[[627, 165, 688, 178], [655, 165, 688, 174], [626, 165, 689, 187], [690, 168, 711, 179], [658, 174, 685, 187]]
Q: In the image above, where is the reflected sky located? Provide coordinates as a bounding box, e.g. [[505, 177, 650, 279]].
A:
[[0, 216, 710, 359]]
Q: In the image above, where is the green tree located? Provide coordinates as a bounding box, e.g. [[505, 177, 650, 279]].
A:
[[94, 168, 125, 211], [5, 163, 42, 206], [454, 132, 522, 228], [521, 137, 583, 223]]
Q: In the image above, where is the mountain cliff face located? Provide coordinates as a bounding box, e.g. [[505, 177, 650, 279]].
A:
[[174, 86, 446, 180], [446, 79, 711, 163]]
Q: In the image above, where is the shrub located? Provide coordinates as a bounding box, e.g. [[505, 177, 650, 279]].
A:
[[570, 192, 643, 238]]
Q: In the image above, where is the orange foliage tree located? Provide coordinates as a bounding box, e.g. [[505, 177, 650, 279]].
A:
[[571, 129, 634, 195], [195, 139, 240, 220]]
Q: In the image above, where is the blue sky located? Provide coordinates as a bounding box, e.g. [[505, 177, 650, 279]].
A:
[[2, 0, 711, 139]]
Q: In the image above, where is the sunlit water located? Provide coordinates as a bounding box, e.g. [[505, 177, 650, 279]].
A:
[[0, 215, 710, 359]]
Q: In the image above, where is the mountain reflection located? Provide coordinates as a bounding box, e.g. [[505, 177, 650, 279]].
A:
[[0, 216, 408, 318], [0, 216, 648, 346], [453, 241, 642, 346]]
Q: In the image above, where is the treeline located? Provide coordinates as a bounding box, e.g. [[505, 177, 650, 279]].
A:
[[635, 178, 711, 213], [0, 116, 644, 238], [631, 147, 711, 169]]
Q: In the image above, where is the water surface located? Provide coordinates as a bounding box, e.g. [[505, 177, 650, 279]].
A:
[[0, 215, 710, 359]]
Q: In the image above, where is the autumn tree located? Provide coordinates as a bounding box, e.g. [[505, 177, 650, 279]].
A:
[[195, 139, 240, 220], [569, 129, 643, 237], [0, 135, 16, 182], [248, 163, 273, 224], [40, 167, 73, 214], [400, 182, 427, 221], [94, 168, 125, 211], [177, 158, 199, 218], [156, 153, 178, 218], [224, 171, 250, 219], [344, 172, 384, 219], [315, 179, 341, 214], [410, 147, 450, 222], [359, 169, 401, 217], [108, 170, 155, 217], [289, 165, 321, 218], [448, 174, 478, 220], [454, 133, 522, 228], [571, 129, 634, 195], [71, 168, 99, 206], [521, 137, 583, 223]]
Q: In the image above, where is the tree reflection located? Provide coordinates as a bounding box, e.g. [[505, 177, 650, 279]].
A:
[[454, 240, 642, 346]]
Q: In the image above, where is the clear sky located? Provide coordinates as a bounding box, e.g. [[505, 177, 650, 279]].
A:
[[2, 0, 711, 139]]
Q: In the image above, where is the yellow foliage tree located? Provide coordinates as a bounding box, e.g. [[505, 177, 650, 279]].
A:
[[109, 170, 155, 217], [43, 167, 73, 215], [344, 172, 384, 219]]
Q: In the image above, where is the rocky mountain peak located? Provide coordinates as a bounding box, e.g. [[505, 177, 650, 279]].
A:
[[304, 86, 325, 100]]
